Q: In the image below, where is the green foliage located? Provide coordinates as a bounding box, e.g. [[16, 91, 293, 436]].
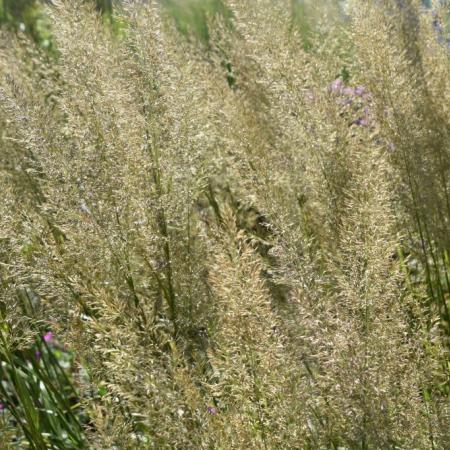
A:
[[162, 0, 230, 42], [0, 334, 87, 448]]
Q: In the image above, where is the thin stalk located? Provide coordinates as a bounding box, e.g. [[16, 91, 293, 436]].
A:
[[146, 128, 178, 333]]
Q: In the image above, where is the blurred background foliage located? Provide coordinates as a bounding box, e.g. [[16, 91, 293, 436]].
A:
[[1, 1, 447, 49], [0, 0, 52, 45], [0, 0, 351, 46]]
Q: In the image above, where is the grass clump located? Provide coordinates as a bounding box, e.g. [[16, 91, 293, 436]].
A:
[[0, 0, 449, 448]]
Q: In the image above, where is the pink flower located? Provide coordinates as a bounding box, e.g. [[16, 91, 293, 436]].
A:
[[207, 406, 217, 415], [43, 331, 54, 343]]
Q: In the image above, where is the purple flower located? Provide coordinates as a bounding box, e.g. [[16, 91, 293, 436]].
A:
[[35, 350, 42, 361], [43, 331, 54, 343], [353, 117, 369, 126], [207, 406, 217, 415], [355, 86, 366, 96], [343, 86, 355, 96], [331, 78, 344, 93], [0, 403, 5, 411]]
